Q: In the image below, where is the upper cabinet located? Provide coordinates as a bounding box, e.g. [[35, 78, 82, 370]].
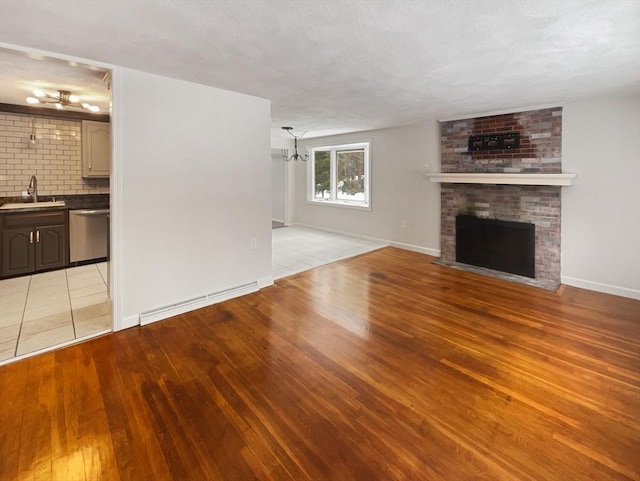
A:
[[82, 120, 111, 178]]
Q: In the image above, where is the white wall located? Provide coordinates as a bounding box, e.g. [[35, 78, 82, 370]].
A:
[[271, 151, 286, 222], [114, 68, 272, 325], [270, 136, 294, 224], [562, 93, 640, 299], [290, 97, 640, 300], [292, 122, 441, 254]]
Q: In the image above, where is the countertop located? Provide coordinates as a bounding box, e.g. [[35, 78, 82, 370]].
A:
[[0, 194, 109, 214]]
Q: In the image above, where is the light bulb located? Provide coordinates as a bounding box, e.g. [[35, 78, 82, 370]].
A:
[[69, 95, 80, 103], [26, 97, 40, 104], [89, 105, 100, 112], [81, 103, 89, 109], [33, 89, 45, 98], [55, 103, 63, 109]]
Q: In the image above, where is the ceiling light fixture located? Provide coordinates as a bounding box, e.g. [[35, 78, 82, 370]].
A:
[[25, 89, 100, 112], [27, 116, 37, 149], [281, 126, 308, 161]]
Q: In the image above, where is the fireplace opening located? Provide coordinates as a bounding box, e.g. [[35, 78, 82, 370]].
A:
[[456, 215, 535, 278]]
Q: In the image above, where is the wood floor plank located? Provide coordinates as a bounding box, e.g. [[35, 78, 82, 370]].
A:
[[1, 247, 639, 480]]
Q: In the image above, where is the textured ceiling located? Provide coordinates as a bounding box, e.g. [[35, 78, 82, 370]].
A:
[[0, 48, 111, 113], [0, 0, 638, 139]]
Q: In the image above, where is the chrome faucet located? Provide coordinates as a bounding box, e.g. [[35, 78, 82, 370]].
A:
[[27, 175, 38, 202]]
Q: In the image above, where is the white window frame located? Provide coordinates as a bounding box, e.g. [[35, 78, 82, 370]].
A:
[[307, 140, 371, 210]]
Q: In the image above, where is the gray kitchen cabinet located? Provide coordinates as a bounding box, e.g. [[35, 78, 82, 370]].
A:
[[1, 210, 68, 278], [82, 120, 111, 178]]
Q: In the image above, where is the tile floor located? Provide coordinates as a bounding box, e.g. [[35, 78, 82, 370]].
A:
[[0, 226, 385, 363], [272, 226, 387, 279], [0, 262, 110, 362]]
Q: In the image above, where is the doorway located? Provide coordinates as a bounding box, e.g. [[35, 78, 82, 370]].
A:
[[0, 46, 113, 363]]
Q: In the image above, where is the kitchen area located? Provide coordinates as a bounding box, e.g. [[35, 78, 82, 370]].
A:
[[0, 47, 112, 362]]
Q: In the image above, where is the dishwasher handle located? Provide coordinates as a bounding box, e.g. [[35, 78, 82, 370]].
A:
[[71, 209, 110, 216]]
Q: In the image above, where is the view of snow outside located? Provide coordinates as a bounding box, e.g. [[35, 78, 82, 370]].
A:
[[315, 191, 365, 201], [313, 148, 366, 203]]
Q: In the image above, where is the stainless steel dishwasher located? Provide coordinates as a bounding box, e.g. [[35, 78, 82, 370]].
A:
[[69, 209, 110, 263]]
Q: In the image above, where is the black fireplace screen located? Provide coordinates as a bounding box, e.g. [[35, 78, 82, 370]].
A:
[[456, 215, 535, 278]]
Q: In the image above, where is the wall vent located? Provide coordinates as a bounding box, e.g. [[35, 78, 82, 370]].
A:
[[139, 281, 258, 325]]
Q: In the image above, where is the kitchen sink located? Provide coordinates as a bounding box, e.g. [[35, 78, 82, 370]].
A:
[[0, 200, 66, 210]]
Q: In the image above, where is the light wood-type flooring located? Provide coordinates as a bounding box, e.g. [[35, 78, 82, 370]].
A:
[[0, 247, 638, 481]]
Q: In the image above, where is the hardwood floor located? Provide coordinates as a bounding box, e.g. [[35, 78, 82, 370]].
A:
[[1, 247, 639, 481]]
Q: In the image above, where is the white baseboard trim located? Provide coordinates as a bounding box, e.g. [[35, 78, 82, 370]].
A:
[[139, 282, 260, 326], [258, 276, 274, 288], [388, 240, 440, 257], [272, 218, 285, 223], [117, 314, 141, 331], [292, 222, 387, 244], [291, 223, 440, 257], [561, 276, 640, 301], [118, 277, 274, 330]]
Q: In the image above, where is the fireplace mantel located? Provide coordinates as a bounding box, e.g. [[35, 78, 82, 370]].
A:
[[426, 172, 577, 186]]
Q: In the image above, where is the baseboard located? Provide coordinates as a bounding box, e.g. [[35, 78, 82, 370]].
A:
[[258, 276, 274, 288], [117, 314, 140, 331], [291, 223, 440, 257], [139, 282, 259, 326], [272, 218, 285, 223], [388, 240, 440, 257], [561, 276, 640, 300]]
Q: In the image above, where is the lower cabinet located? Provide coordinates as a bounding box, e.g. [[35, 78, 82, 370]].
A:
[[1, 210, 68, 278]]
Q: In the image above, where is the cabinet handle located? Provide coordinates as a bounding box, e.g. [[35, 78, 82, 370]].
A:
[[30, 231, 34, 244], [36, 230, 40, 243]]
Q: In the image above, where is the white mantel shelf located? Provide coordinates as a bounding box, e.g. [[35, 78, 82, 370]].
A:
[[426, 172, 577, 186]]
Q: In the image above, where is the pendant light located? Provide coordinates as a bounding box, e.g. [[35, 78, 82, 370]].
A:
[[281, 127, 308, 161], [27, 116, 37, 149]]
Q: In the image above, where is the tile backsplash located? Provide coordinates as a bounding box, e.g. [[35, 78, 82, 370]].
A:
[[0, 112, 109, 197]]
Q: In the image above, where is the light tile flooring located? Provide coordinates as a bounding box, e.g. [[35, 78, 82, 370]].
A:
[[0, 262, 110, 362], [0, 227, 385, 363], [272, 226, 387, 279]]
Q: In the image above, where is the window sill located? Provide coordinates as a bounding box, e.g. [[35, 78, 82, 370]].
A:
[[307, 200, 371, 211]]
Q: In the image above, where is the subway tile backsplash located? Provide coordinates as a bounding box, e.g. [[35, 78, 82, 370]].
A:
[[0, 112, 109, 197]]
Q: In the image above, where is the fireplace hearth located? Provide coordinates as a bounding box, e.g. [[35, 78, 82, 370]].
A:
[[456, 215, 535, 278]]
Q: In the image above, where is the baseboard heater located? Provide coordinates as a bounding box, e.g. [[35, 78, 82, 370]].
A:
[[139, 281, 258, 326]]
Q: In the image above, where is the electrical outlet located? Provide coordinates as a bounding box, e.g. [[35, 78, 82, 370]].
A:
[[249, 237, 257, 250], [401, 220, 407, 229]]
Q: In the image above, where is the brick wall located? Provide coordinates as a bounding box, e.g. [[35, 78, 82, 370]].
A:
[[441, 107, 562, 173], [0, 112, 109, 197], [440, 184, 561, 285], [439, 108, 563, 288]]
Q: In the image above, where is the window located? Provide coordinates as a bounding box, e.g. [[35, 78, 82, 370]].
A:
[[309, 141, 370, 209]]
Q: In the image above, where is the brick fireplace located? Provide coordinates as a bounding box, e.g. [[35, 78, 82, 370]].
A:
[[437, 107, 564, 290]]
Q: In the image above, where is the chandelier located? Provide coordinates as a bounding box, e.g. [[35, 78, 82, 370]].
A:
[[281, 126, 308, 161], [26, 89, 100, 112]]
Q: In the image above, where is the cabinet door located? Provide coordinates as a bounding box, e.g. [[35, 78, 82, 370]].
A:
[[82, 120, 111, 178], [35, 225, 67, 272], [2, 228, 35, 277]]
